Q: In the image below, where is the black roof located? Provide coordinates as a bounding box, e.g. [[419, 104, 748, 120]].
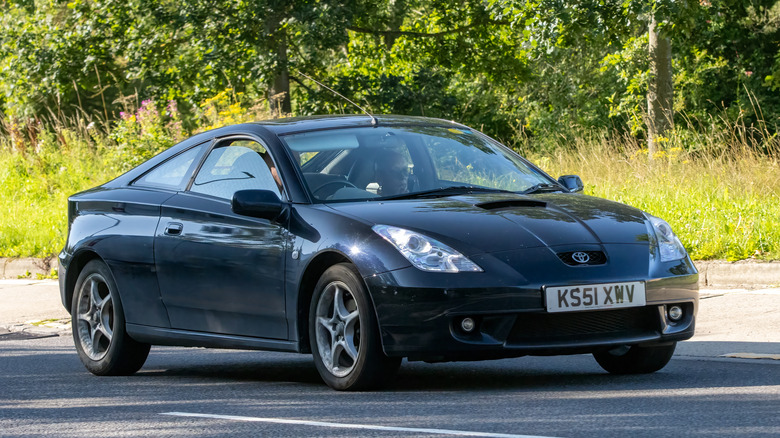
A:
[[251, 114, 463, 135]]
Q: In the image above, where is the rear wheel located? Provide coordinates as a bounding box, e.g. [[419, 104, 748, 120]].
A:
[[309, 263, 401, 390], [71, 260, 150, 376], [593, 343, 676, 374]]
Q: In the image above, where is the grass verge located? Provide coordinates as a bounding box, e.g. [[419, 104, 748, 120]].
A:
[[1, 103, 778, 261]]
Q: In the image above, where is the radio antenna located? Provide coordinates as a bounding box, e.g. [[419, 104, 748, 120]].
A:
[[293, 69, 377, 126]]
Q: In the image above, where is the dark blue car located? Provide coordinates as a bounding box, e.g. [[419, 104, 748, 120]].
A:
[[59, 115, 698, 390]]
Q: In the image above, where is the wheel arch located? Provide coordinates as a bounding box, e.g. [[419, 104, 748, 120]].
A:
[[63, 250, 105, 313], [296, 251, 354, 354]]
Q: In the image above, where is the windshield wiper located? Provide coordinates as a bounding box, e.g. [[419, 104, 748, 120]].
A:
[[381, 185, 515, 200], [522, 183, 565, 194]]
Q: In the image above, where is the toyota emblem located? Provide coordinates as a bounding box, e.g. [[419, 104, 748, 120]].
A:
[[572, 252, 591, 264]]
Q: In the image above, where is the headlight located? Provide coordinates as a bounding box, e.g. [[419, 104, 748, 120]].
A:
[[646, 214, 687, 262], [372, 225, 483, 273]]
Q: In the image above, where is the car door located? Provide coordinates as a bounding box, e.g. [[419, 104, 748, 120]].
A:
[[154, 137, 289, 339]]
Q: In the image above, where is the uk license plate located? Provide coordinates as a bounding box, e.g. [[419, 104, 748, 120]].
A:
[[545, 281, 646, 313]]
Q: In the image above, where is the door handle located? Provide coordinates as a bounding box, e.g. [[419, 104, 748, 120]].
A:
[[164, 222, 183, 236]]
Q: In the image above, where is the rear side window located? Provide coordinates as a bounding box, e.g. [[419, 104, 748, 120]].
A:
[[133, 144, 204, 190]]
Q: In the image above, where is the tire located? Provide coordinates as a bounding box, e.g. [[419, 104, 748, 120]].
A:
[[309, 263, 401, 390], [71, 260, 150, 376], [593, 343, 676, 375]]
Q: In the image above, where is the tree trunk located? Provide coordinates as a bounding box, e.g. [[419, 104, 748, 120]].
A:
[[647, 16, 673, 157], [268, 24, 292, 116]]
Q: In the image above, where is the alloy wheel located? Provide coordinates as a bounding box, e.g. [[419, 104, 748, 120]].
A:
[[75, 273, 114, 361], [314, 281, 361, 377]]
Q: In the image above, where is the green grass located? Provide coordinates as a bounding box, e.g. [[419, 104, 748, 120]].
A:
[[1, 104, 778, 261], [0, 93, 270, 258], [0, 127, 118, 257]]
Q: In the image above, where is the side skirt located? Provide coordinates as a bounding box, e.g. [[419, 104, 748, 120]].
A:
[[126, 324, 301, 353]]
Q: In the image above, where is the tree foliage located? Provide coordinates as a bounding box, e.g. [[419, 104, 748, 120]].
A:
[[1, 0, 779, 149]]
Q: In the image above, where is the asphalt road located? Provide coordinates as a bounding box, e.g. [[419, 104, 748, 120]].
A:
[[1, 281, 778, 437], [1, 335, 778, 437]]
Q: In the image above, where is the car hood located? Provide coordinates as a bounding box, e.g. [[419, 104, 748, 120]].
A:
[[326, 193, 650, 255]]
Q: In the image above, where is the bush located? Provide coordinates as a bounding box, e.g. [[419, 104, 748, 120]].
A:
[[0, 94, 777, 261]]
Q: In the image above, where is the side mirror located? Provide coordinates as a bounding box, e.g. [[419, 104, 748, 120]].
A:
[[558, 175, 584, 193], [231, 190, 284, 220]]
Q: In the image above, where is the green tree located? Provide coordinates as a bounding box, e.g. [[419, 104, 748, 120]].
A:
[[0, 1, 124, 120], [2, 0, 778, 151], [675, 0, 780, 128], [294, 0, 528, 141], [0, 0, 356, 122]]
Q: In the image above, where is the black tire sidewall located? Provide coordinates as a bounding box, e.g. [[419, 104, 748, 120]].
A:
[[71, 260, 145, 376], [594, 343, 677, 374], [309, 263, 386, 390]]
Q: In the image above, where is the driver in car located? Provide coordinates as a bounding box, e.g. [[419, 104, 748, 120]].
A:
[[375, 149, 410, 196]]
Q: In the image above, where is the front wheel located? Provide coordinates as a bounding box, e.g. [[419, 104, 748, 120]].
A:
[[71, 260, 150, 376], [593, 343, 676, 374], [309, 263, 401, 390]]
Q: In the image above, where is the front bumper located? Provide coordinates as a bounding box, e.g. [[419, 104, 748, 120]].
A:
[[365, 263, 698, 362]]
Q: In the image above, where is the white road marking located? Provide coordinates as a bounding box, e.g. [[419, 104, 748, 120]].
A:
[[720, 353, 780, 360], [161, 412, 557, 438]]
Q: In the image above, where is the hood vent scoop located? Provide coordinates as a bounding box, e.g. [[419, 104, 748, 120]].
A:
[[476, 199, 547, 210]]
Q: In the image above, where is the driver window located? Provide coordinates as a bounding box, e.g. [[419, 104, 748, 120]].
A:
[[190, 139, 282, 200]]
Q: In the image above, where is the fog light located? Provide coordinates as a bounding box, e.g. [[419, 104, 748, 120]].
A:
[[668, 305, 684, 321], [460, 317, 476, 333]]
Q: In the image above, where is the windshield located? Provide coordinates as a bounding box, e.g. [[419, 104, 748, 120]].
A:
[[281, 125, 557, 202]]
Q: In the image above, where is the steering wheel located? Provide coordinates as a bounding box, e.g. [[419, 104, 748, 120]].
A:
[[312, 180, 359, 198]]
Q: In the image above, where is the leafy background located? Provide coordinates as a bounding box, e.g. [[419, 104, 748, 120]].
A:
[[1, 0, 778, 261]]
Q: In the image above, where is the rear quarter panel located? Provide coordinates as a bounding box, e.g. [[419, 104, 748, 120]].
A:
[[63, 187, 174, 327]]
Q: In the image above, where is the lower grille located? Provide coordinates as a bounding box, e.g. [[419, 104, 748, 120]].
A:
[[506, 307, 660, 345]]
